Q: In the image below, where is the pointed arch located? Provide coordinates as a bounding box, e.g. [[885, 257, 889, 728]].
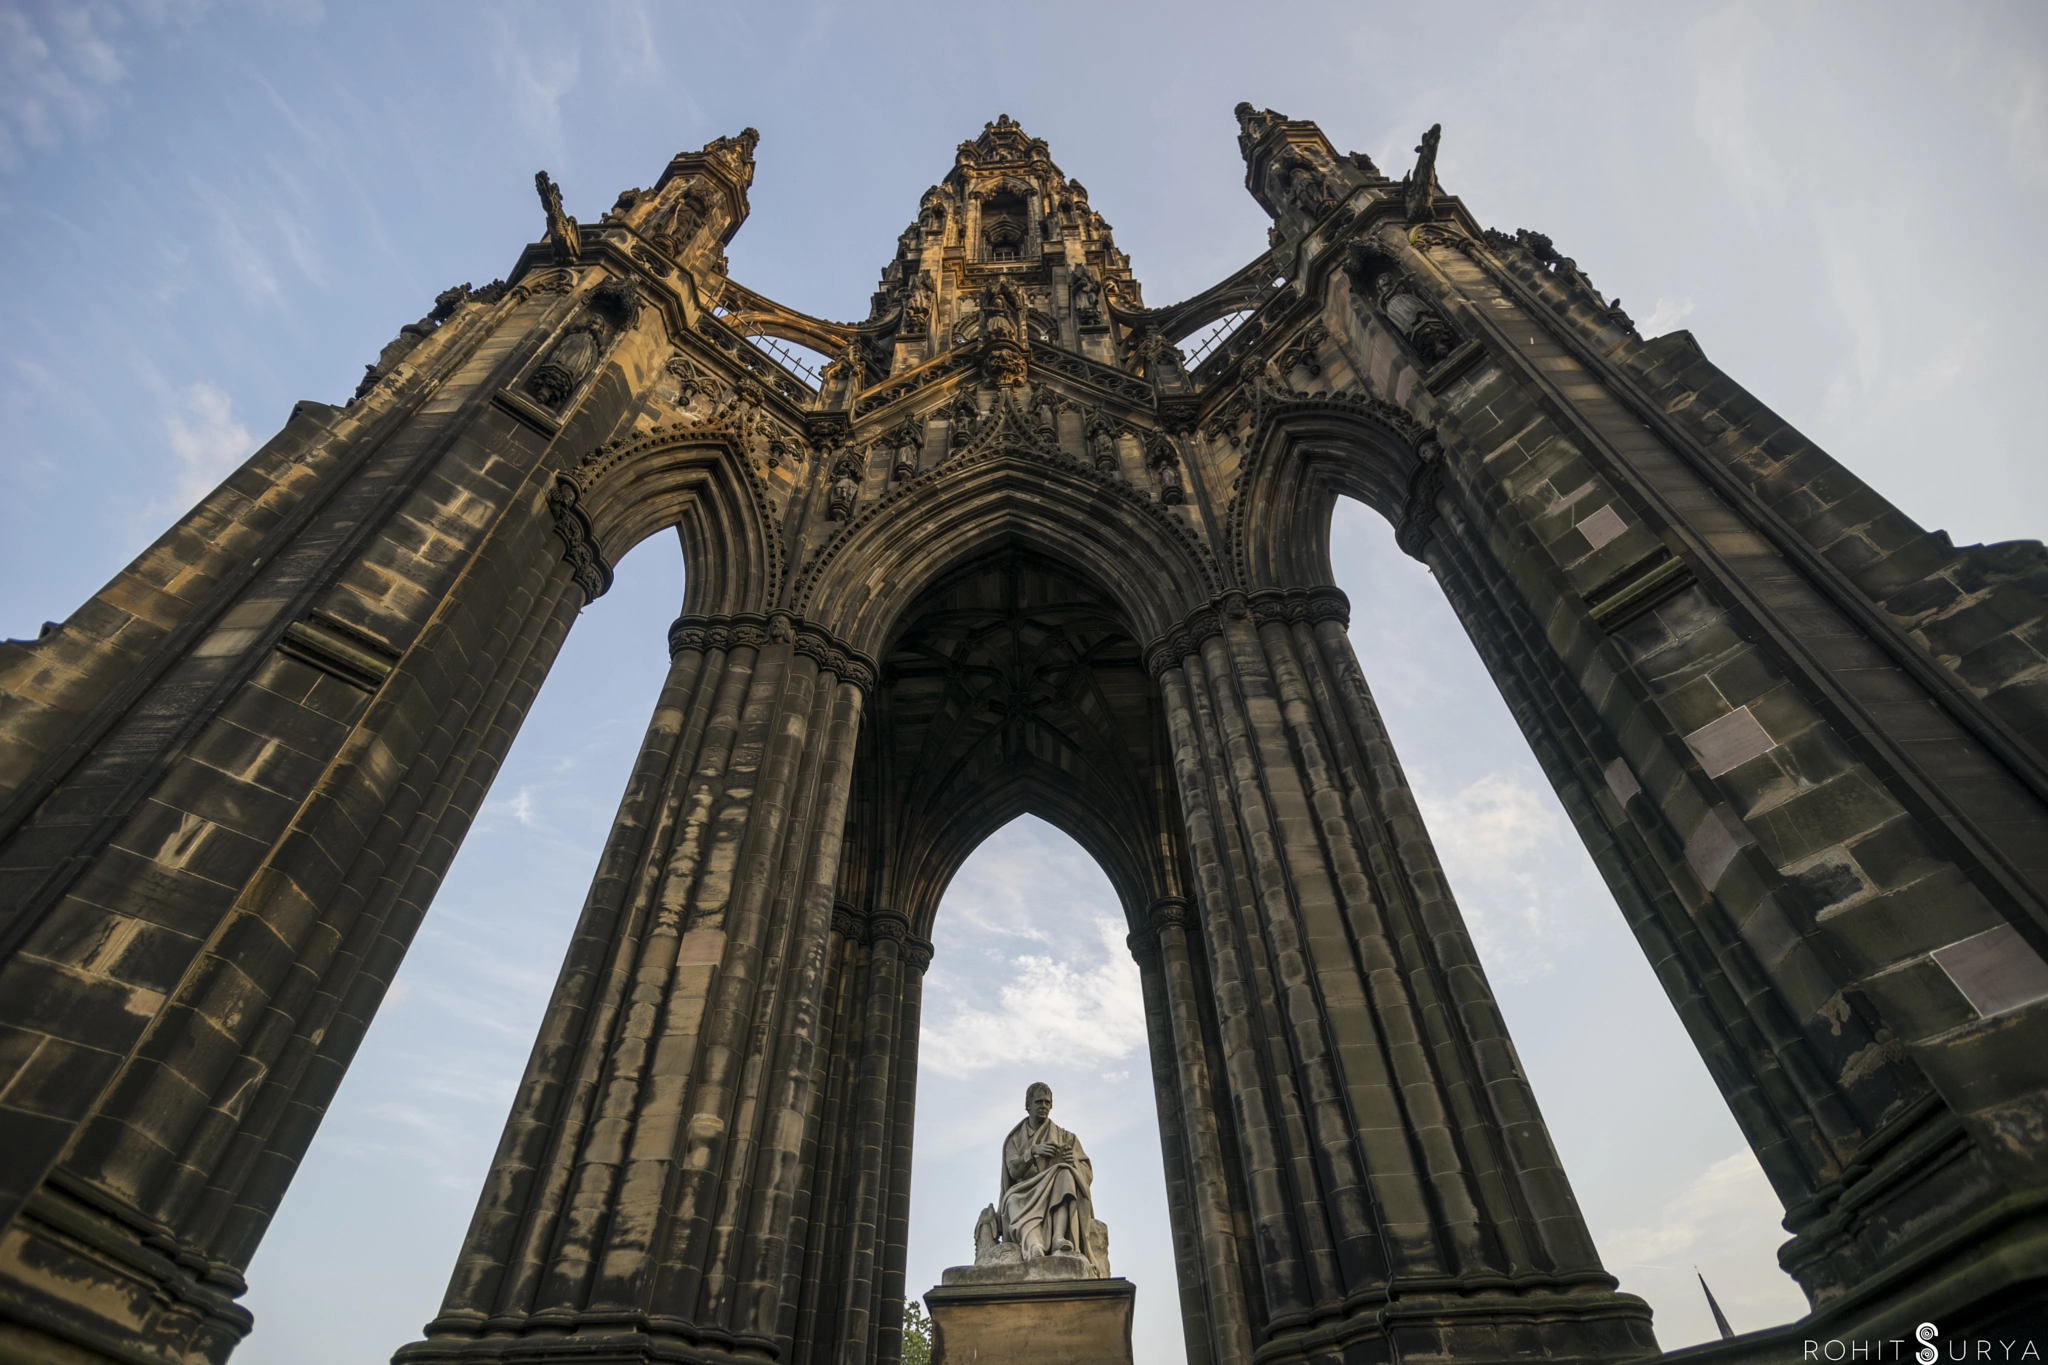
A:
[[1226, 393, 1434, 592], [795, 443, 1221, 659], [558, 419, 783, 617]]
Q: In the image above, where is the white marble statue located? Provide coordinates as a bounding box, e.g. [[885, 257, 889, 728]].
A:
[[969, 1082, 1110, 1280]]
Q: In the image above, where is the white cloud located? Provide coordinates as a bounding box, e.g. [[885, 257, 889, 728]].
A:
[[1412, 769, 1590, 982], [1642, 297, 1695, 337], [162, 380, 252, 506], [1596, 1149, 1808, 1347], [920, 916, 1146, 1079]]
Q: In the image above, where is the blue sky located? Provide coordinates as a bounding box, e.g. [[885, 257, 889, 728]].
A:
[[3, 2, 2044, 1361]]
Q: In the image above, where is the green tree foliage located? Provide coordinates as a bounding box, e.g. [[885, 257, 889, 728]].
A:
[[903, 1299, 933, 1365]]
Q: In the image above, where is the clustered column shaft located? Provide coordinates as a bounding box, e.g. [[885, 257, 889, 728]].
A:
[[1146, 594, 1653, 1361], [401, 622, 869, 1360]]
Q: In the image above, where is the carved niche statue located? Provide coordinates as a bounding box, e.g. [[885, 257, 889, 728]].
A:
[[966, 1083, 1111, 1280], [822, 336, 869, 389], [1147, 431, 1186, 506], [1086, 417, 1118, 473], [1068, 260, 1104, 327], [534, 170, 580, 262], [1346, 242, 1461, 368], [1269, 149, 1338, 219], [948, 388, 981, 447], [524, 277, 639, 411], [826, 454, 861, 520], [652, 183, 710, 259], [901, 271, 934, 335], [978, 278, 1030, 387], [979, 278, 1025, 343]]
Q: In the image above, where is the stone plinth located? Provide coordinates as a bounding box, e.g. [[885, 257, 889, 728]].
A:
[[925, 1269, 1135, 1365]]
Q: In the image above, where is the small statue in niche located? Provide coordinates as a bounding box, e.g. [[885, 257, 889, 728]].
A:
[[979, 278, 1025, 343], [525, 324, 602, 410], [826, 464, 859, 520], [653, 184, 710, 257], [948, 390, 981, 447], [1086, 419, 1118, 473], [1029, 401, 1057, 450], [1068, 260, 1104, 326], [1156, 459, 1185, 506], [1270, 150, 1337, 219], [822, 336, 869, 388], [901, 272, 934, 335], [892, 420, 922, 480], [1348, 243, 1461, 368], [534, 170, 580, 262], [1148, 431, 1186, 506]]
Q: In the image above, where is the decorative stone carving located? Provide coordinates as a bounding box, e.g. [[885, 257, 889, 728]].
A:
[[665, 353, 706, 408], [349, 282, 480, 404], [1404, 123, 1441, 222], [1396, 443, 1447, 560], [535, 170, 580, 262], [1085, 416, 1118, 472], [948, 388, 982, 447], [651, 182, 710, 258], [826, 455, 861, 520], [1147, 431, 1185, 506], [546, 475, 611, 602], [1233, 102, 1286, 161], [1346, 242, 1462, 368], [1069, 260, 1104, 327], [901, 271, 934, 335], [526, 324, 602, 409], [1134, 331, 1186, 383], [1275, 322, 1329, 378]]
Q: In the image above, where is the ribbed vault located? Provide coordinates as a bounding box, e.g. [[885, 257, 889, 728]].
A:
[[836, 549, 1187, 936]]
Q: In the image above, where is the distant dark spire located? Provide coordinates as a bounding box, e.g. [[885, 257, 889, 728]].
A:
[[1697, 1270, 1736, 1340]]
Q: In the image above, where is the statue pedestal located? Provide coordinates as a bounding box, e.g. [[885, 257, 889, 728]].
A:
[[925, 1263, 1134, 1365]]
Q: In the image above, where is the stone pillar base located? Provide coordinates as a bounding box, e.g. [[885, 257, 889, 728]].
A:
[[925, 1273, 1135, 1365]]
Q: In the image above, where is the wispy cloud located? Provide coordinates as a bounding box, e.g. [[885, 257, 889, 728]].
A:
[[0, 0, 131, 167], [490, 16, 581, 168], [161, 380, 252, 506], [1413, 769, 1579, 980]]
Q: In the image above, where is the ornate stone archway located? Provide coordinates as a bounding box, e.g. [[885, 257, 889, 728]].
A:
[[1, 108, 2045, 1365]]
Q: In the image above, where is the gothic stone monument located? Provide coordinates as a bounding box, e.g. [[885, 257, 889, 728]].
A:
[[0, 104, 2045, 1365], [922, 1084, 1135, 1365]]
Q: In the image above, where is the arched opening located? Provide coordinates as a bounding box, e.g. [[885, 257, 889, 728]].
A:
[[1322, 497, 1807, 1345], [980, 189, 1030, 263], [906, 814, 1182, 1365]]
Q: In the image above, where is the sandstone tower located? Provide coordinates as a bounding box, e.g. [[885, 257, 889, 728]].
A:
[[1, 108, 2044, 1364]]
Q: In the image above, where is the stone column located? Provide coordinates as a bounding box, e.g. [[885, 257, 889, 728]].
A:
[[396, 618, 871, 1363], [1133, 897, 1252, 1365], [876, 935, 932, 1365], [1150, 590, 1656, 1363], [832, 909, 908, 1365]]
